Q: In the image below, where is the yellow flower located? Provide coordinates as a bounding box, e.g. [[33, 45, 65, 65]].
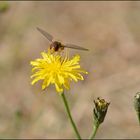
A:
[[30, 52, 88, 93]]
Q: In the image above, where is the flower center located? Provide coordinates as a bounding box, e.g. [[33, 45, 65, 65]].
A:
[[49, 62, 61, 73]]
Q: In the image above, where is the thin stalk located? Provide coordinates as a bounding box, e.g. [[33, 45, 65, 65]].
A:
[[136, 111, 140, 125], [61, 92, 81, 139], [89, 121, 100, 139]]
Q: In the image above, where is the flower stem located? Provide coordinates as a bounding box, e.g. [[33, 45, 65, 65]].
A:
[[61, 92, 81, 139], [89, 121, 100, 139], [136, 111, 140, 125]]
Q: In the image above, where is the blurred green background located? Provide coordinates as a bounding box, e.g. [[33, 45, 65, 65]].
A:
[[0, 1, 140, 138]]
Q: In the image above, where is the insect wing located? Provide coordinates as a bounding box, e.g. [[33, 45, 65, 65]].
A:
[[64, 43, 89, 51], [36, 27, 53, 42]]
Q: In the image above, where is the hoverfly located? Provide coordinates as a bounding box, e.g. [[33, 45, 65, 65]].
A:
[[36, 27, 89, 53]]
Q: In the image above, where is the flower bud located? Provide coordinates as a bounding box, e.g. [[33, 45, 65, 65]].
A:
[[134, 92, 140, 124], [93, 97, 110, 125]]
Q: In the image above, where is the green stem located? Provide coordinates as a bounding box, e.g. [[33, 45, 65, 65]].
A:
[[136, 111, 140, 125], [61, 92, 81, 139], [89, 121, 100, 139]]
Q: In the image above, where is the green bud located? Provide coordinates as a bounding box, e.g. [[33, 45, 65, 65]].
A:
[[134, 92, 140, 124], [93, 97, 110, 125]]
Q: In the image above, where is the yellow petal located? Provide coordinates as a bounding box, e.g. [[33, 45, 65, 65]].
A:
[[31, 76, 42, 85], [64, 80, 70, 90], [55, 83, 63, 93], [58, 74, 64, 84], [68, 73, 78, 82]]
